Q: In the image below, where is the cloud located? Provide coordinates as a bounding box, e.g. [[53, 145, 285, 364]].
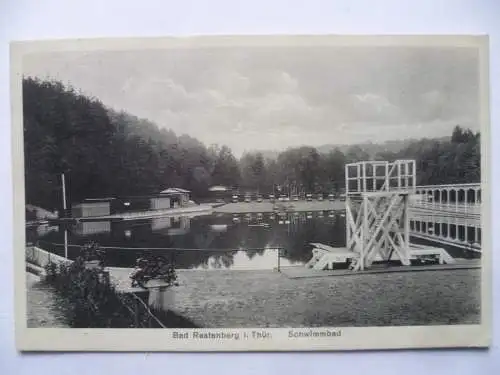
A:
[[352, 93, 401, 117], [418, 90, 450, 121], [22, 46, 480, 156], [322, 92, 402, 128], [121, 69, 325, 153]]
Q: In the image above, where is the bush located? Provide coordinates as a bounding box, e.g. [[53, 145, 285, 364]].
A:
[[43, 243, 196, 328], [130, 255, 179, 289], [45, 258, 136, 327], [80, 241, 106, 263]]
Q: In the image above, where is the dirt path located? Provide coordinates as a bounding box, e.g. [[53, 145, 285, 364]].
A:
[[26, 272, 69, 328]]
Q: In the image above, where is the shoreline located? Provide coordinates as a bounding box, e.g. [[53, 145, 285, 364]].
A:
[[45, 204, 215, 224], [214, 200, 346, 214], [27, 201, 346, 226]]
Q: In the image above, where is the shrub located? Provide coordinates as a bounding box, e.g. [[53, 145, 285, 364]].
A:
[[130, 255, 179, 289], [45, 258, 135, 327], [43, 243, 194, 328], [80, 241, 106, 263]]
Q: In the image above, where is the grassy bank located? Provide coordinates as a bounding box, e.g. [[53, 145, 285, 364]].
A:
[[214, 200, 345, 214], [42, 260, 198, 328], [36, 264, 480, 328], [171, 268, 480, 328]]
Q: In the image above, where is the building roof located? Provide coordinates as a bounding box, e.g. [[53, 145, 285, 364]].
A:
[[160, 188, 191, 194], [83, 198, 116, 202], [208, 185, 228, 192]]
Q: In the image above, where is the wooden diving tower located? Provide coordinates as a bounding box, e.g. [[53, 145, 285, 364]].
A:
[[345, 160, 415, 271], [305, 159, 455, 271]]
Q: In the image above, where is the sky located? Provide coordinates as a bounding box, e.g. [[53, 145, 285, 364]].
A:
[[22, 44, 480, 157]]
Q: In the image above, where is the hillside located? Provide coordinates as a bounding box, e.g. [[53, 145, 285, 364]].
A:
[[316, 137, 451, 158], [23, 77, 480, 212]]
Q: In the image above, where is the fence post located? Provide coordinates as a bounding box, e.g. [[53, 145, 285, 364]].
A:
[[134, 298, 140, 328], [278, 249, 281, 272]]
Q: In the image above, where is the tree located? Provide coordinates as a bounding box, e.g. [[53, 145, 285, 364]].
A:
[[322, 149, 346, 192], [345, 145, 370, 163], [276, 146, 321, 193], [263, 157, 279, 194], [240, 152, 267, 192], [23, 78, 223, 208], [374, 128, 480, 185], [24, 77, 481, 212], [451, 125, 475, 144], [210, 145, 241, 188]]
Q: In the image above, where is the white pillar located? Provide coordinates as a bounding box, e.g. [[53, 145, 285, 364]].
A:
[[404, 162, 409, 188], [464, 189, 469, 218], [362, 163, 367, 193], [357, 164, 361, 192], [361, 196, 368, 270], [431, 189, 436, 210], [372, 164, 377, 191], [398, 163, 401, 190], [404, 195, 410, 257], [345, 165, 349, 195], [475, 190, 479, 243]]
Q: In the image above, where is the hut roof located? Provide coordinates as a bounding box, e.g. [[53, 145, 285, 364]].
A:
[[160, 188, 191, 194]]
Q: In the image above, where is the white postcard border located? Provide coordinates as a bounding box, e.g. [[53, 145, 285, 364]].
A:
[[11, 34, 491, 352]]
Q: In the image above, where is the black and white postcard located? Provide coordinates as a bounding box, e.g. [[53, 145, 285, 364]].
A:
[[11, 35, 491, 351]]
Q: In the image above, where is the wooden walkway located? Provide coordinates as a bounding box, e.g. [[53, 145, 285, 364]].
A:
[[279, 260, 481, 279], [55, 204, 214, 223]]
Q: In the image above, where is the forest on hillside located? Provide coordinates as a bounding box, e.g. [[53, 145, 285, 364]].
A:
[[23, 78, 481, 211]]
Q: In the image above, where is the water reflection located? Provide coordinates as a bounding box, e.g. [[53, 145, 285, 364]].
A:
[[209, 224, 228, 232], [151, 216, 190, 236], [29, 211, 347, 270], [193, 249, 297, 270], [35, 224, 59, 237], [29, 209, 478, 269], [74, 221, 111, 235]]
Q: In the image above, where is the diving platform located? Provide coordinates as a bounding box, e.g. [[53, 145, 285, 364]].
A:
[[285, 259, 479, 279], [305, 242, 456, 271], [305, 159, 458, 272]]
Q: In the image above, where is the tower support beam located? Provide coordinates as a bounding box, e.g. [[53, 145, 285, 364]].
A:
[[345, 160, 416, 270]]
